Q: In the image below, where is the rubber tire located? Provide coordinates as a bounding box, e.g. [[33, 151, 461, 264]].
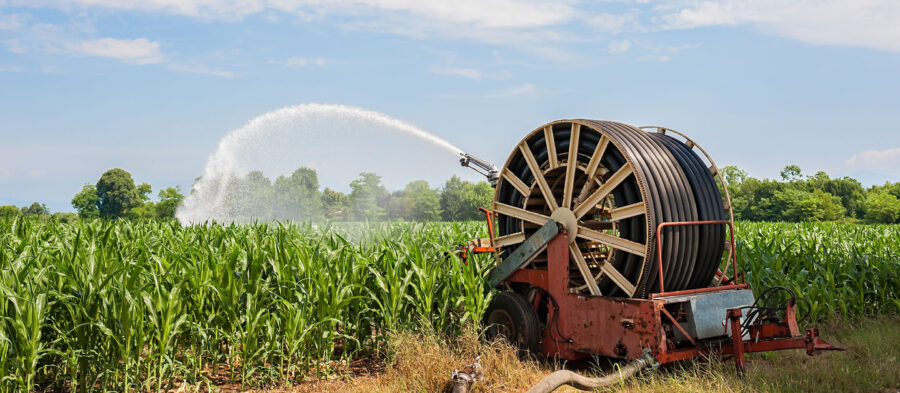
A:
[[482, 291, 541, 354]]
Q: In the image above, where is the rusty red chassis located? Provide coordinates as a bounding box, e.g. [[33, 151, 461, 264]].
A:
[[468, 216, 843, 375]]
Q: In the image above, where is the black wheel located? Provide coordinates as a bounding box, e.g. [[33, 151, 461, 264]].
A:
[[482, 291, 541, 354]]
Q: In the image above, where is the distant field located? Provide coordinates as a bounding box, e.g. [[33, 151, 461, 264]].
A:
[[0, 218, 896, 391]]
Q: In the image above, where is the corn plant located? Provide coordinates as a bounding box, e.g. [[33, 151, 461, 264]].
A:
[[0, 216, 895, 391]]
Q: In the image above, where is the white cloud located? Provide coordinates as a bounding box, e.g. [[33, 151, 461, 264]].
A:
[[589, 12, 638, 34], [662, 0, 900, 52], [167, 63, 236, 78], [430, 67, 482, 80], [15, 0, 576, 28], [489, 83, 537, 98], [284, 56, 329, 67], [11, 0, 579, 59], [0, 12, 29, 30], [0, 65, 25, 72], [7, 39, 30, 54], [608, 39, 632, 53], [846, 147, 900, 170], [64, 37, 163, 64]]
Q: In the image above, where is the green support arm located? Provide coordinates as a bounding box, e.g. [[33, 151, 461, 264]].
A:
[[487, 219, 563, 288]]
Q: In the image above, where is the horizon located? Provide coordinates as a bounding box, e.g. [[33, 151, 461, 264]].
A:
[[2, 1, 899, 212]]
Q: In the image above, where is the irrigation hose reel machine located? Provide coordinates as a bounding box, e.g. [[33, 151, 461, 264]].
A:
[[458, 119, 843, 375]]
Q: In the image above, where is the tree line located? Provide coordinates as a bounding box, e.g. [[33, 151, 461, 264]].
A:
[[67, 168, 185, 219], [33, 167, 494, 222], [723, 165, 900, 223], [218, 168, 493, 221], [4, 164, 900, 224]]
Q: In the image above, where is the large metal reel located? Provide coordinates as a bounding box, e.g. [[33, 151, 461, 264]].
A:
[[492, 120, 729, 298]]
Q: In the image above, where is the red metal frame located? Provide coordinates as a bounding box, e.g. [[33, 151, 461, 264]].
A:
[[473, 214, 843, 374], [457, 208, 498, 264], [655, 220, 738, 295]]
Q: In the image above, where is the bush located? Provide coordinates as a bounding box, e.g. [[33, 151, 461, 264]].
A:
[[865, 192, 900, 223]]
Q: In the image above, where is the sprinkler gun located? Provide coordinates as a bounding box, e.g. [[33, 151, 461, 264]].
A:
[[459, 153, 499, 187]]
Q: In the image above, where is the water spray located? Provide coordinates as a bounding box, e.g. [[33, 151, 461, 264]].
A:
[[176, 103, 469, 224]]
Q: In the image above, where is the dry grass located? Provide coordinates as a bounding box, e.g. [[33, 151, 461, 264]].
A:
[[245, 317, 898, 393]]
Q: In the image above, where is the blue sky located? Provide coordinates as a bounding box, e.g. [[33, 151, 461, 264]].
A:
[[1, 0, 899, 212]]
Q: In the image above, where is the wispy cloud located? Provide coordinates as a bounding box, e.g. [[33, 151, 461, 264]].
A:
[[631, 41, 701, 62], [0, 12, 29, 30], [284, 56, 329, 67], [430, 66, 483, 80], [3, 17, 236, 77], [488, 83, 537, 98], [435, 83, 543, 99], [167, 63, 236, 78], [608, 39, 632, 53], [846, 147, 900, 169], [662, 0, 900, 52], [589, 12, 640, 34], [12, 0, 581, 60], [63, 37, 163, 64], [17, 0, 576, 29]]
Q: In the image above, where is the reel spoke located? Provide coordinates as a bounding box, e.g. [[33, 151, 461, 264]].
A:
[[493, 232, 526, 247], [577, 227, 647, 257], [493, 120, 731, 298], [569, 244, 601, 295], [599, 260, 636, 296], [562, 123, 580, 209], [494, 202, 550, 226], [573, 162, 633, 219], [519, 142, 559, 211], [607, 202, 645, 221], [544, 126, 559, 170], [501, 171, 530, 197], [584, 135, 609, 179]]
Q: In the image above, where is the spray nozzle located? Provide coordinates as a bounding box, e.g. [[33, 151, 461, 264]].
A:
[[459, 153, 499, 187]]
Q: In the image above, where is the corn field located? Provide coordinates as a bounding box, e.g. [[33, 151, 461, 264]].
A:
[[738, 221, 899, 321], [0, 218, 896, 391], [0, 219, 492, 392]]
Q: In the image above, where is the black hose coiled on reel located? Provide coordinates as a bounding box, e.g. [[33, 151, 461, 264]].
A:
[[494, 120, 727, 298]]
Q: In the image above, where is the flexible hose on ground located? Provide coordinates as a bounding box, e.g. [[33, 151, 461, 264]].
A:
[[526, 352, 655, 393]]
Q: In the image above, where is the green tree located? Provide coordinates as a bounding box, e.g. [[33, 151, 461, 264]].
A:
[[127, 204, 156, 219], [155, 187, 184, 219], [738, 178, 785, 221], [440, 176, 493, 221], [401, 180, 442, 221], [722, 165, 748, 187], [780, 165, 802, 181], [806, 173, 866, 218], [0, 205, 20, 218], [865, 192, 900, 223], [440, 175, 468, 221], [720, 166, 749, 219], [776, 188, 844, 222], [96, 168, 142, 218], [22, 202, 49, 216], [868, 181, 900, 204], [227, 171, 274, 219], [52, 212, 78, 223], [71, 184, 100, 218], [137, 182, 153, 203], [349, 172, 387, 220], [384, 190, 412, 220], [274, 168, 323, 220], [322, 187, 348, 219], [464, 181, 494, 217]]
